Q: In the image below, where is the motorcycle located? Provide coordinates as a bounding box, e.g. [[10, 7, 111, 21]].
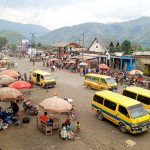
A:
[[22, 99, 38, 115]]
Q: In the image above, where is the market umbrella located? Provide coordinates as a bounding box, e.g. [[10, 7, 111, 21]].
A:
[[39, 96, 72, 113], [0, 87, 23, 101], [128, 70, 143, 76], [99, 64, 110, 70], [0, 70, 19, 78], [49, 58, 59, 62], [0, 75, 16, 85], [79, 62, 88, 66], [9, 80, 31, 89]]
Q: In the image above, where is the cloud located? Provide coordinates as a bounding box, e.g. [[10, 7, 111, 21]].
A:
[[0, 0, 150, 29]]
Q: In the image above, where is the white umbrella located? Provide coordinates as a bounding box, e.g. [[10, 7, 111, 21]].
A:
[[39, 96, 72, 113], [79, 62, 88, 66]]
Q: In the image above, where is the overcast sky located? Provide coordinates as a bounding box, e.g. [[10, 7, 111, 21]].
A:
[[0, 0, 150, 29]]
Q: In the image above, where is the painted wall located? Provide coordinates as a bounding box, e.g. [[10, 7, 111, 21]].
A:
[[88, 40, 106, 53]]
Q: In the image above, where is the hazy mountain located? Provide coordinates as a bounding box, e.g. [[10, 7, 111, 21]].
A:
[[0, 30, 25, 44], [0, 19, 50, 38], [40, 16, 150, 48], [1, 17, 150, 47]]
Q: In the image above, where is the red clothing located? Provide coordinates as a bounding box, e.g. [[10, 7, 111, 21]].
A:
[[40, 115, 48, 122]]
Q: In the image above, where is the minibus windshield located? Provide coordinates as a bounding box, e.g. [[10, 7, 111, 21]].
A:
[[44, 75, 53, 80], [128, 104, 149, 119], [105, 78, 116, 84]]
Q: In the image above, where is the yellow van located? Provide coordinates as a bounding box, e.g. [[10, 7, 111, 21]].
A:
[[31, 69, 56, 88], [123, 87, 150, 110], [91, 90, 150, 134], [84, 74, 117, 91]]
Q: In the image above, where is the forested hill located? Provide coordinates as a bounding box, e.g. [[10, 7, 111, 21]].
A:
[[40, 16, 150, 48]]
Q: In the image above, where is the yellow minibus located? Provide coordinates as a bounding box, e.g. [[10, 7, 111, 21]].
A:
[[84, 74, 117, 91], [123, 86, 150, 110], [31, 69, 56, 88], [91, 90, 150, 134]]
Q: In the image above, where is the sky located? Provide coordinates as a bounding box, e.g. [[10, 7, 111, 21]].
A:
[[0, 0, 150, 30]]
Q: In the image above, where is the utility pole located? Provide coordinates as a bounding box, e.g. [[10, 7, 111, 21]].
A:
[[82, 33, 85, 62], [29, 33, 37, 47]]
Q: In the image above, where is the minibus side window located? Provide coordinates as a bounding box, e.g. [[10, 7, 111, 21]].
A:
[[99, 78, 107, 84], [92, 77, 99, 82], [41, 76, 44, 80], [137, 95, 150, 105], [104, 99, 116, 111], [93, 95, 104, 105], [123, 90, 137, 99], [118, 105, 129, 117], [85, 76, 91, 81]]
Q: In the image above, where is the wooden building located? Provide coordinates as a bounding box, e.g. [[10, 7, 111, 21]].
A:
[[50, 42, 82, 59]]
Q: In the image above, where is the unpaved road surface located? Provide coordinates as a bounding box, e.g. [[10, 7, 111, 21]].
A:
[[0, 56, 150, 150]]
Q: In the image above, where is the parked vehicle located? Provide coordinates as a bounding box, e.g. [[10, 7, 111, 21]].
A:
[[84, 74, 117, 91], [91, 90, 150, 134], [23, 99, 38, 115], [123, 86, 150, 110], [31, 69, 56, 88]]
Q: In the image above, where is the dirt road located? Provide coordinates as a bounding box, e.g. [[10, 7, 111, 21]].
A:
[[0, 56, 150, 150]]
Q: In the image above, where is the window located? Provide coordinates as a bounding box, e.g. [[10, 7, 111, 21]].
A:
[[104, 99, 116, 111], [41, 76, 44, 79], [93, 95, 104, 105], [137, 95, 150, 105], [92, 77, 99, 82], [123, 90, 137, 99], [85, 76, 91, 81], [118, 105, 128, 116], [96, 41, 98, 43], [96, 46, 98, 48], [99, 78, 107, 84]]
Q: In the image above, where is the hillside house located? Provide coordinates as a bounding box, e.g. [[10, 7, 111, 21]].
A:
[[88, 38, 119, 53]]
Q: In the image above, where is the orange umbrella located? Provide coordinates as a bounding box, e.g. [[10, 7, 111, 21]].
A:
[[9, 80, 31, 89], [39, 96, 72, 113], [0, 75, 16, 85], [0, 70, 19, 78], [99, 64, 110, 70], [0, 87, 23, 101]]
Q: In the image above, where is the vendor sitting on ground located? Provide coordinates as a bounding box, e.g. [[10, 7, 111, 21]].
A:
[[8, 101, 19, 116]]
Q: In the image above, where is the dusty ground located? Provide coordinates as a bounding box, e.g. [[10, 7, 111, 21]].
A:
[[0, 56, 150, 150]]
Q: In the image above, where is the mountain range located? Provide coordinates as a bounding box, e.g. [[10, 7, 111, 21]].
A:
[[0, 17, 150, 47]]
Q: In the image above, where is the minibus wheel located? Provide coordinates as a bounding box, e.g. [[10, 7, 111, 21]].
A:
[[97, 110, 104, 121], [118, 123, 127, 133], [87, 85, 91, 89], [41, 84, 45, 88]]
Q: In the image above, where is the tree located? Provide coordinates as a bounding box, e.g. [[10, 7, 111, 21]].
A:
[[10, 44, 17, 51], [0, 37, 8, 50], [121, 40, 131, 54]]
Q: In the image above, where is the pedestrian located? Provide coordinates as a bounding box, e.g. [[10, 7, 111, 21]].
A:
[[33, 60, 35, 66], [15, 62, 18, 68], [75, 121, 81, 134], [23, 73, 27, 81], [18, 72, 21, 80]]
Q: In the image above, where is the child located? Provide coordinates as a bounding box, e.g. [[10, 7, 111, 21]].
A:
[[75, 121, 80, 134]]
